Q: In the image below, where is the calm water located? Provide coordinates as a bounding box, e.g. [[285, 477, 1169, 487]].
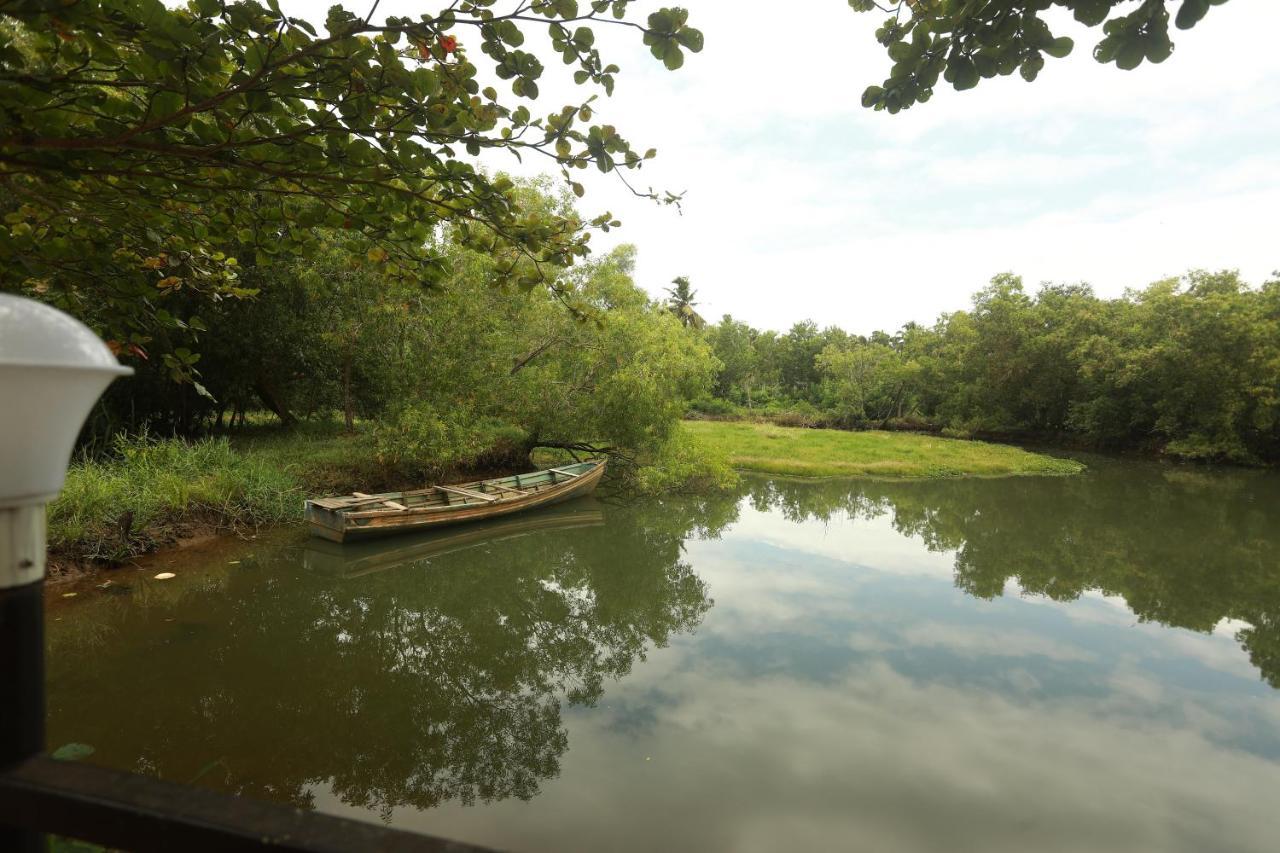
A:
[[45, 458, 1280, 852]]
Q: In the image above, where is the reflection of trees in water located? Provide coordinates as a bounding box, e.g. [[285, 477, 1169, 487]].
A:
[[47, 496, 735, 813], [745, 465, 1280, 687]]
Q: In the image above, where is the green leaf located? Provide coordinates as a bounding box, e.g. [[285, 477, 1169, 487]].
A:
[[951, 58, 979, 91], [1116, 40, 1146, 70], [52, 743, 96, 762], [662, 42, 684, 71], [676, 28, 704, 53], [1044, 37, 1074, 59], [1020, 53, 1045, 82], [1175, 0, 1210, 30]]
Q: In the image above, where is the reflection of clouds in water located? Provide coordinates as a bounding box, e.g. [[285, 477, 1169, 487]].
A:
[[692, 523, 1263, 692], [898, 622, 1098, 664], [719, 499, 958, 581], [1014, 588, 1264, 684], [371, 659, 1280, 853], [678, 529, 1279, 764], [304, 473, 1280, 851], [713, 496, 1269, 691]]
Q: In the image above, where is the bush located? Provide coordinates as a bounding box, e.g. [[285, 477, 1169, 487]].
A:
[[1163, 435, 1254, 464], [686, 396, 740, 418], [630, 430, 739, 495], [371, 403, 529, 478], [762, 400, 824, 428]]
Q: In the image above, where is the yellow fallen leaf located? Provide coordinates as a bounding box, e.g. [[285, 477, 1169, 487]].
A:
[[153, 572, 176, 580]]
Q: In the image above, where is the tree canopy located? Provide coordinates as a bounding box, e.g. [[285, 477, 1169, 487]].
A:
[[0, 0, 703, 343], [698, 269, 1280, 464], [853, 0, 1232, 113], [1, 0, 1239, 353]]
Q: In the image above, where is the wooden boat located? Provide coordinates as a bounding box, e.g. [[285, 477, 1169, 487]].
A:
[[304, 459, 607, 543], [303, 505, 606, 578]]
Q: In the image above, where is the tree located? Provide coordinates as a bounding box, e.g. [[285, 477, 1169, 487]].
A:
[[852, 0, 1233, 113], [707, 315, 760, 406], [665, 275, 705, 329], [777, 321, 826, 401], [0, 1, 704, 346], [365, 238, 721, 474], [816, 338, 913, 426]]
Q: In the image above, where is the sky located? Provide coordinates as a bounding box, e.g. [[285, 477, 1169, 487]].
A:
[[286, 1, 1280, 334]]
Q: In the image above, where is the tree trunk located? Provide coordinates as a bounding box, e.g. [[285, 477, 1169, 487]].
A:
[[254, 375, 295, 426], [342, 358, 354, 433]]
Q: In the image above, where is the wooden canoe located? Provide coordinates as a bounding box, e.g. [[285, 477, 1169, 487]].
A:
[[304, 459, 607, 543]]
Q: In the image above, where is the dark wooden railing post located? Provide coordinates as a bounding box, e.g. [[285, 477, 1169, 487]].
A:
[[0, 504, 49, 853]]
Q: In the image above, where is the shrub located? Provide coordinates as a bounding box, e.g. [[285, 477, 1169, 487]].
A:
[[371, 403, 529, 478], [764, 400, 824, 429], [630, 429, 739, 495], [686, 396, 740, 418]]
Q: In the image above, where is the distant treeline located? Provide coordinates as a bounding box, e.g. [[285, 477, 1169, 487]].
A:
[[700, 270, 1280, 464]]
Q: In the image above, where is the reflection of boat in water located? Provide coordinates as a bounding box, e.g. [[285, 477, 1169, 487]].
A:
[[303, 502, 607, 578], [305, 460, 606, 542]]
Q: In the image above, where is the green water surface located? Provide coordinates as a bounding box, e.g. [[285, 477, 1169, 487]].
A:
[[45, 457, 1280, 852]]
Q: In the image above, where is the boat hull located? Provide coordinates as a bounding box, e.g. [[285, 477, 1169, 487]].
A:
[[305, 460, 606, 543]]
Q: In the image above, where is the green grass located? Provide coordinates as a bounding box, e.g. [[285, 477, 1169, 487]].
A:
[[48, 421, 440, 567], [49, 432, 302, 563], [683, 420, 1085, 479]]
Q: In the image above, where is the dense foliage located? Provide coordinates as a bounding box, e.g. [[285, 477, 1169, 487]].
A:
[[853, 0, 1232, 113], [0, 0, 702, 348], [701, 270, 1280, 464], [88, 192, 720, 473]]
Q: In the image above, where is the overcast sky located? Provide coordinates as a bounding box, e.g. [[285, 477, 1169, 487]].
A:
[[289, 1, 1280, 334]]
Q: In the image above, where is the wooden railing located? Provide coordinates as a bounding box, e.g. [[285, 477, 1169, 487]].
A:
[[0, 755, 495, 852]]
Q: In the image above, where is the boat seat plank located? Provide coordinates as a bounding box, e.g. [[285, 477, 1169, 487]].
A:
[[337, 493, 405, 510], [548, 466, 582, 479], [437, 485, 499, 503]]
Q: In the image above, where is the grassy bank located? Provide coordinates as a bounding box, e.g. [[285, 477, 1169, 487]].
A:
[[47, 420, 735, 573], [47, 418, 1077, 574], [48, 423, 471, 571], [684, 420, 1085, 479]]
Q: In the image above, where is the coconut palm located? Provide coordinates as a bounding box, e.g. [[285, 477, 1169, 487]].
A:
[[665, 277, 706, 329]]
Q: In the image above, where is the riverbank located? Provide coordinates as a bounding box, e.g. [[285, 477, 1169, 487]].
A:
[[46, 420, 734, 579], [684, 420, 1085, 479], [47, 423, 512, 579], [47, 419, 1079, 580]]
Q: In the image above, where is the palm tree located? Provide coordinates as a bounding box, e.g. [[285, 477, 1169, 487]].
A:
[[665, 276, 706, 329]]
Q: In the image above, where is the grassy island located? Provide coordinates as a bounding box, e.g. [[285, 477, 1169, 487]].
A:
[[684, 421, 1084, 479]]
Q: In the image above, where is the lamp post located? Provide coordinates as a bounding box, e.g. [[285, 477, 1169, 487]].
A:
[[0, 294, 132, 851]]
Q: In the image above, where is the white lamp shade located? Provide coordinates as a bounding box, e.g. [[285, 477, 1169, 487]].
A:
[[0, 294, 132, 507]]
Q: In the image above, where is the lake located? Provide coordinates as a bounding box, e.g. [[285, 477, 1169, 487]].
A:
[[45, 456, 1280, 852]]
